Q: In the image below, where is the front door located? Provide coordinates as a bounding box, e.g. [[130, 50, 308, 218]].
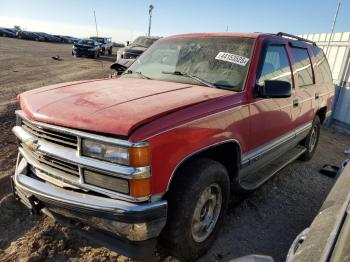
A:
[[247, 44, 295, 165]]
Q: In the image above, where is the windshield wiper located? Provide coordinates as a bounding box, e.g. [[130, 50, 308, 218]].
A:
[[161, 71, 216, 88], [125, 70, 152, 80]]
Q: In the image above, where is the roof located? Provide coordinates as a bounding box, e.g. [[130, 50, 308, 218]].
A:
[[164, 32, 261, 39], [162, 32, 319, 47]]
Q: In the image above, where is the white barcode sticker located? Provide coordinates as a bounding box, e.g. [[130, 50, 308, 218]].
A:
[[215, 52, 249, 66]]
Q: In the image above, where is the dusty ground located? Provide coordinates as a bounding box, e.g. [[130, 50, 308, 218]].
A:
[[0, 37, 115, 111], [0, 37, 349, 262]]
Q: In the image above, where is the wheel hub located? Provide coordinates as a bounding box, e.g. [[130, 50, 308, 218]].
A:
[[191, 183, 222, 243], [309, 126, 318, 152]]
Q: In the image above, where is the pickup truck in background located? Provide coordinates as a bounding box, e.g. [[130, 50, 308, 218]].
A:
[[12, 32, 334, 261], [115, 35, 161, 61], [90, 36, 113, 55]]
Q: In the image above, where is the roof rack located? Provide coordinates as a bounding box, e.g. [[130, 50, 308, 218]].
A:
[[276, 32, 316, 46]]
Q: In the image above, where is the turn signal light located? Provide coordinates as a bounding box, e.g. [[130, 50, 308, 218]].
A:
[[130, 177, 151, 197], [129, 146, 151, 167]]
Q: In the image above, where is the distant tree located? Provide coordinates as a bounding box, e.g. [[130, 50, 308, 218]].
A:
[[14, 25, 21, 31]]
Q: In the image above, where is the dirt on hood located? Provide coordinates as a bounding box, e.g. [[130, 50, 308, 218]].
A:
[[19, 77, 232, 136]]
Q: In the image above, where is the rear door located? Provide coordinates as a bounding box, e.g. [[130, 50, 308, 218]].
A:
[[288, 44, 317, 137]]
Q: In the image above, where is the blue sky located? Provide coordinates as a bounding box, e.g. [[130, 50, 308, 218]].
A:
[[0, 0, 349, 42]]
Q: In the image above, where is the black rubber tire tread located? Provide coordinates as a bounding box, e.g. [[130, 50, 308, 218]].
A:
[[160, 158, 230, 261], [300, 116, 321, 161]]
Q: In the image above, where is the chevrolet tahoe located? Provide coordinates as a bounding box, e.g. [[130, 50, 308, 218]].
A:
[[12, 32, 334, 261]]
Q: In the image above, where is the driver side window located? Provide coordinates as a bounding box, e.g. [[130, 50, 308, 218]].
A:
[[258, 45, 293, 87]]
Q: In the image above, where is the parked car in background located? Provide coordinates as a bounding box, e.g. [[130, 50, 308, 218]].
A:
[[112, 41, 125, 48], [35, 32, 62, 43], [116, 35, 161, 61], [0, 27, 17, 37], [17, 31, 45, 41], [72, 39, 100, 58], [63, 36, 80, 44], [90, 36, 113, 55], [11, 32, 334, 261], [54, 35, 73, 43], [66, 36, 80, 43]]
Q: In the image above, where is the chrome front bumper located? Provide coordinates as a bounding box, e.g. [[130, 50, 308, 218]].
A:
[[12, 155, 167, 256], [11, 111, 168, 257]]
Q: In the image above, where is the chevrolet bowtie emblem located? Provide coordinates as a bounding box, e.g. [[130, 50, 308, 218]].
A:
[[24, 138, 40, 151]]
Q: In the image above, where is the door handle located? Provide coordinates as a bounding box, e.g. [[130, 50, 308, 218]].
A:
[[315, 93, 320, 99], [293, 99, 299, 107]]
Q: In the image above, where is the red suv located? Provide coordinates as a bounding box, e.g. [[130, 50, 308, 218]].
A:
[[12, 32, 334, 261]]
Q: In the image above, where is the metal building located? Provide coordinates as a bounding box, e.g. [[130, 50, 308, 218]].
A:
[[299, 32, 350, 130]]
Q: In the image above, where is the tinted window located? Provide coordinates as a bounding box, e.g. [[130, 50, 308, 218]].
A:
[[312, 46, 333, 84], [291, 47, 314, 87], [257, 45, 292, 86]]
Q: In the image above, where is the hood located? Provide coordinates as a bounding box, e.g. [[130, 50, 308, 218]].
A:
[[74, 43, 94, 48], [19, 78, 233, 136], [120, 46, 146, 53]]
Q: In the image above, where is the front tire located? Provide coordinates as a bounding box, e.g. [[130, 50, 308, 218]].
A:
[[160, 158, 229, 261], [300, 116, 321, 161]]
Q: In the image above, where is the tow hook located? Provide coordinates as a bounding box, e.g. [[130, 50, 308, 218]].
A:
[[28, 196, 44, 215]]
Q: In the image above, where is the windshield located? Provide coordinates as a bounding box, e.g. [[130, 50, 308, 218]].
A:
[[132, 36, 158, 47], [78, 39, 95, 45], [123, 37, 254, 91], [90, 37, 104, 43]]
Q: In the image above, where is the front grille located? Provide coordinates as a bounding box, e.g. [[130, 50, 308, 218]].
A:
[[24, 145, 80, 178], [22, 120, 78, 149]]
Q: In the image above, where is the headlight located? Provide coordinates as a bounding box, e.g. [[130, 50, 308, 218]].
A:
[[81, 139, 151, 167], [82, 139, 129, 165]]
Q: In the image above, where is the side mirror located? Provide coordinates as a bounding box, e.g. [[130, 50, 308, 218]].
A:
[[110, 59, 135, 75], [258, 80, 292, 98]]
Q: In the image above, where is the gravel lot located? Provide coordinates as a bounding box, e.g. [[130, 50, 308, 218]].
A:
[[0, 37, 349, 262]]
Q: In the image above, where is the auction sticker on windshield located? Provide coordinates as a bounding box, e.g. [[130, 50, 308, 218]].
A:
[[215, 52, 249, 66]]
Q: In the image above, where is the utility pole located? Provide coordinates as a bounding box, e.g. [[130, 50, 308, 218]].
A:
[[148, 5, 154, 37], [326, 0, 341, 55], [94, 10, 99, 37]]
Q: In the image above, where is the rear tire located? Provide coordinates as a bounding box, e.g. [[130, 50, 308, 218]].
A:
[[300, 116, 321, 161], [108, 47, 112, 55], [160, 158, 229, 261]]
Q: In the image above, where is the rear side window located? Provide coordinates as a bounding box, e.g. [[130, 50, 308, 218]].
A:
[[257, 45, 293, 86], [291, 47, 314, 87], [312, 46, 333, 84]]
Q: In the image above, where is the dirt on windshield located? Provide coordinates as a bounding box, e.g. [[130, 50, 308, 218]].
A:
[[0, 37, 349, 262]]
